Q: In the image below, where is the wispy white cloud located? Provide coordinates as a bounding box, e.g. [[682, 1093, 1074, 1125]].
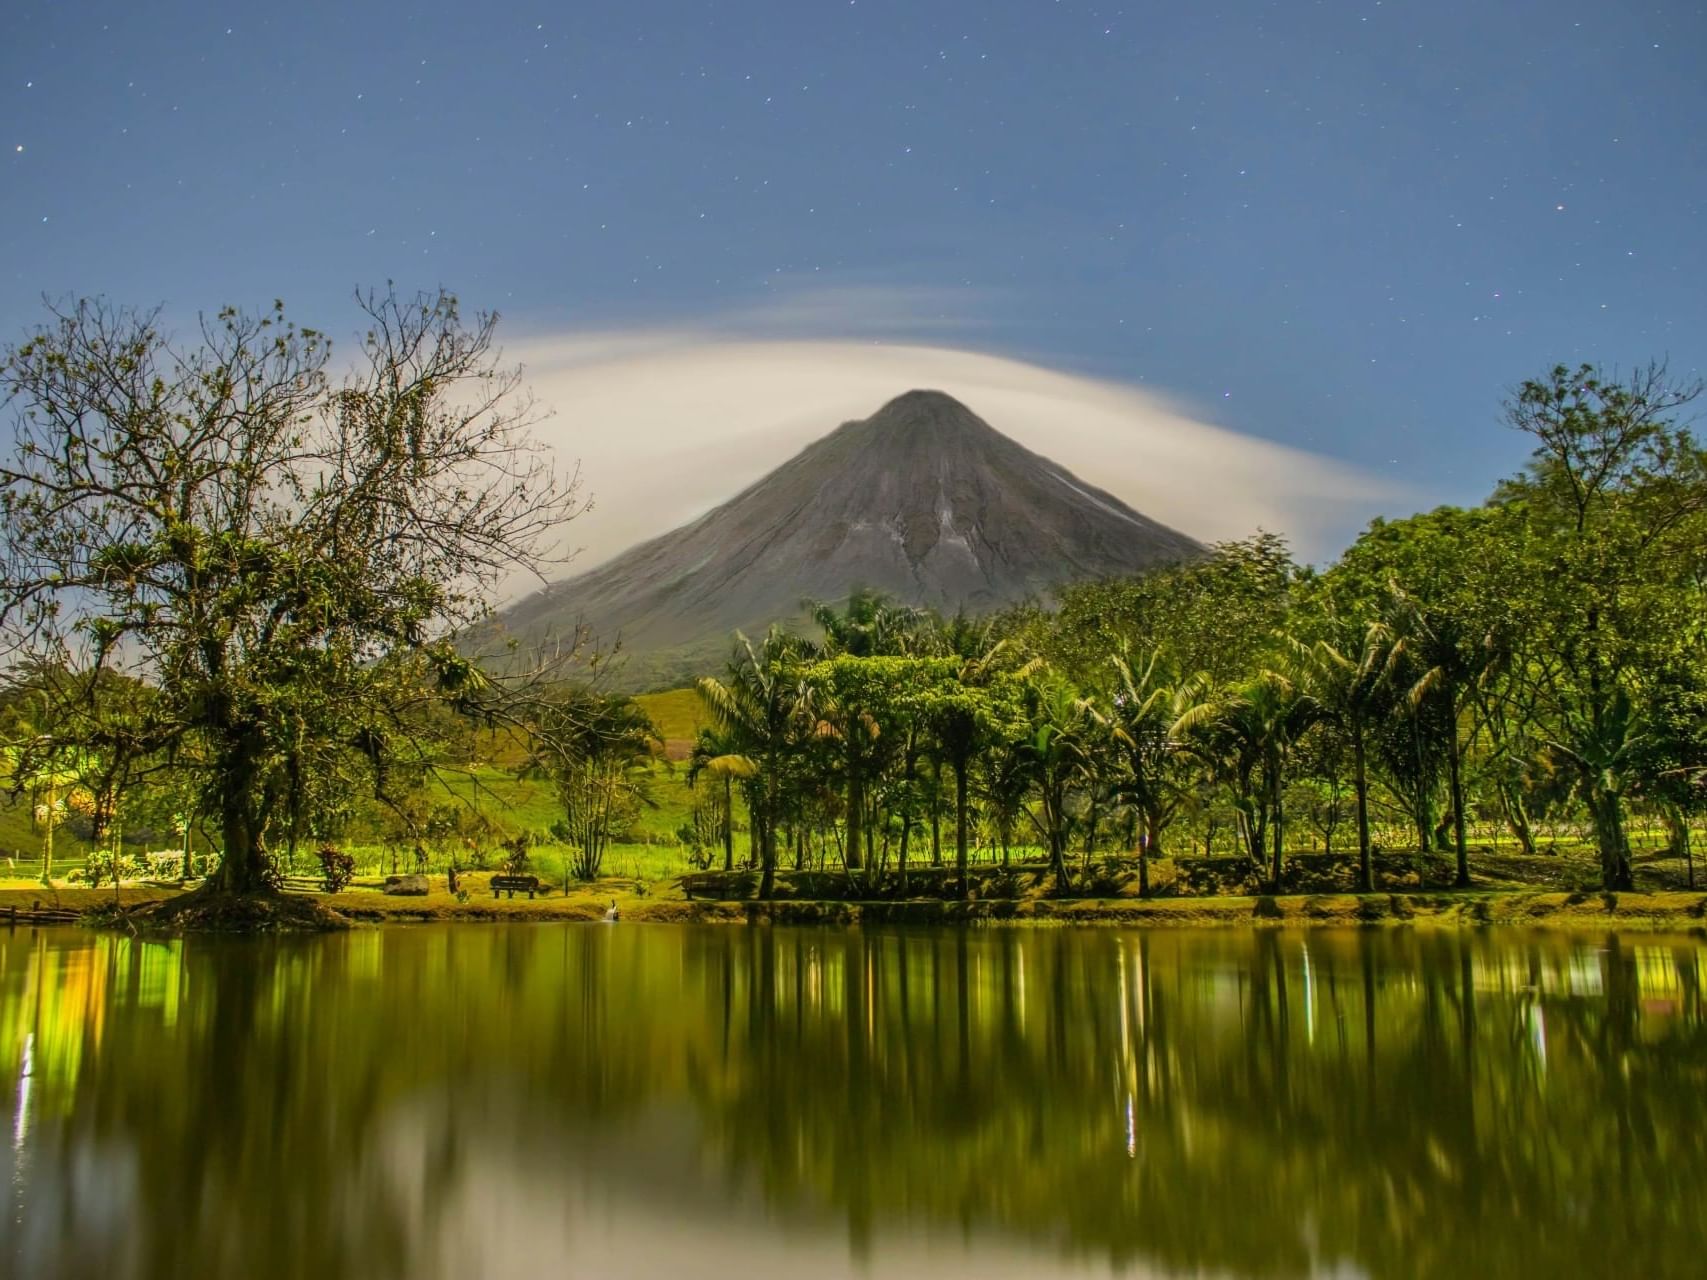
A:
[[705, 279, 1008, 338], [501, 292, 1411, 594], [512, 279, 1005, 366]]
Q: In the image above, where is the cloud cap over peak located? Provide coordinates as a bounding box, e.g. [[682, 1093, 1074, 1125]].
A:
[[508, 330, 1408, 591]]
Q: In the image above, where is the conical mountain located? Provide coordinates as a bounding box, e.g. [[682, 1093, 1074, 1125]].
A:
[[494, 390, 1203, 686]]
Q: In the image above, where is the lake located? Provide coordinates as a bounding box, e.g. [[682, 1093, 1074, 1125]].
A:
[[3, 922, 1703, 1279]]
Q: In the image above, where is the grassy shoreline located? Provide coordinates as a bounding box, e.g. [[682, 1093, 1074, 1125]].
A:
[[4, 878, 1705, 934]]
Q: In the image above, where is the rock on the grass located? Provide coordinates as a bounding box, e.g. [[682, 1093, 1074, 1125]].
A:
[[383, 874, 430, 896]]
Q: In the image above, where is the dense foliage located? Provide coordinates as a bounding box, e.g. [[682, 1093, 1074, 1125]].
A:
[[688, 365, 1707, 897], [1, 309, 1701, 904], [0, 292, 583, 894]]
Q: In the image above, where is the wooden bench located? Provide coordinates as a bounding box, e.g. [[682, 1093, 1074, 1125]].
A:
[[491, 874, 542, 899]]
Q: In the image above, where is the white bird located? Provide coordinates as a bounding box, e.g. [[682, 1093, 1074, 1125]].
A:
[[603, 899, 620, 923]]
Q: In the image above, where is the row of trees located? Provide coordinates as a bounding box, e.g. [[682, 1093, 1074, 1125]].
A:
[[690, 364, 1707, 897], [1, 287, 1700, 901]]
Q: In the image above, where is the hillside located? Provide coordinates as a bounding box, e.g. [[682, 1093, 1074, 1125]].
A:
[[489, 390, 1203, 687]]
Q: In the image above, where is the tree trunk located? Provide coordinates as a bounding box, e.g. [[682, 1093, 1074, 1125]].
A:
[[1414, 792, 1434, 859], [896, 813, 912, 894], [1498, 782, 1536, 856], [719, 776, 734, 872], [1239, 803, 1264, 867], [1411, 786, 1434, 888], [1448, 730, 1470, 888], [758, 814, 776, 900], [38, 780, 54, 886], [953, 758, 970, 896], [213, 741, 274, 895], [1353, 733, 1373, 893], [1138, 806, 1161, 899], [1046, 785, 1069, 887], [930, 759, 943, 867], [1049, 827, 1068, 887], [180, 811, 196, 884], [1270, 773, 1285, 892], [845, 766, 864, 872], [1662, 805, 1693, 890], [1586, 780, 1635, 892]]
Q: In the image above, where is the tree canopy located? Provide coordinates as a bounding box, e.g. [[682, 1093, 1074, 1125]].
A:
[[0, 290, 584, 895]]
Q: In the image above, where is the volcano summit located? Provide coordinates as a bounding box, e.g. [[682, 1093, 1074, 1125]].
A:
[[495, 390, 1203, 685]]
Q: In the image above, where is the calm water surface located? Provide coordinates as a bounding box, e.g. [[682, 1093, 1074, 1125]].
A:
[[2, 922, 1704, 1279]]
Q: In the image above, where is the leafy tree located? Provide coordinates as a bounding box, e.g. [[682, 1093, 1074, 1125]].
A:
[[798, 654, 935, 875], [1050, 532, 1297, 684], [1496, 363, 1707, 890], [0, 735, 94, 884], [526, 691, 660, 882], [0, 291, 582, 897], [1630, 677, 1707, 888]]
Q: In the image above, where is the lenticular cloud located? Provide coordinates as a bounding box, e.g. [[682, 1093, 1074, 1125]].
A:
[[505, 333, 1404, 590]]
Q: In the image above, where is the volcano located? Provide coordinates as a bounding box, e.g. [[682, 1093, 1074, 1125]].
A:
[[492, 390, 1203, 686]]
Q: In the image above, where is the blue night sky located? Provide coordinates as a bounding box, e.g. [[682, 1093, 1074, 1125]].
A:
[[4, 0, 1704, 550]]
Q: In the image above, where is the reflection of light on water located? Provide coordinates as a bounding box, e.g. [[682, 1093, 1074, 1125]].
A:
[[1125, 1094, 1136, 1159], [1528, 1004, 1548, 1075], [1016, 947, 1026, 1025], [13, 1031, 32, 1150], [1301, 941, 1315, 1047], [1117, 942, 1130, 1064]]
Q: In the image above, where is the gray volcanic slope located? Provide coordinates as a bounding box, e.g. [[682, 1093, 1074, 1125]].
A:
[[494, 390, 1203, 683]]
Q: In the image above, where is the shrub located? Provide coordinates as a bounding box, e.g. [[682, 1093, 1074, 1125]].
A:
[[144, 850, 216, 880], [317, 845, 356, 893], [81, 850, 144, 887]]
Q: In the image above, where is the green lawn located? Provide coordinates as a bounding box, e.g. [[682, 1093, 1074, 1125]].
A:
[[635, 686, 710, 744]]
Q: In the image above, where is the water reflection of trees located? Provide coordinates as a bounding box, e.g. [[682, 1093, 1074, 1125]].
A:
[[1, 927, 694, 1279], [687, 928, 1707, 1278], [3, 925, 1705, 1279]]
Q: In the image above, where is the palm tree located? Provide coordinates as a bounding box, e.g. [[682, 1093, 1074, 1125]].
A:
[[926, 621, 1036, 893], [697, 628, 810, 899], [807, 588, 928, 657], [797, 657, 897, 877], [1286, 621, 1401, 892], [1018, 675, 1104, 887], [1175, 670, 1321, 891], [686, 726, 753, 873], [1389, 588, 1504, 888], [978, 734, 1032, 870], [1106, 646, 1202, 896]]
